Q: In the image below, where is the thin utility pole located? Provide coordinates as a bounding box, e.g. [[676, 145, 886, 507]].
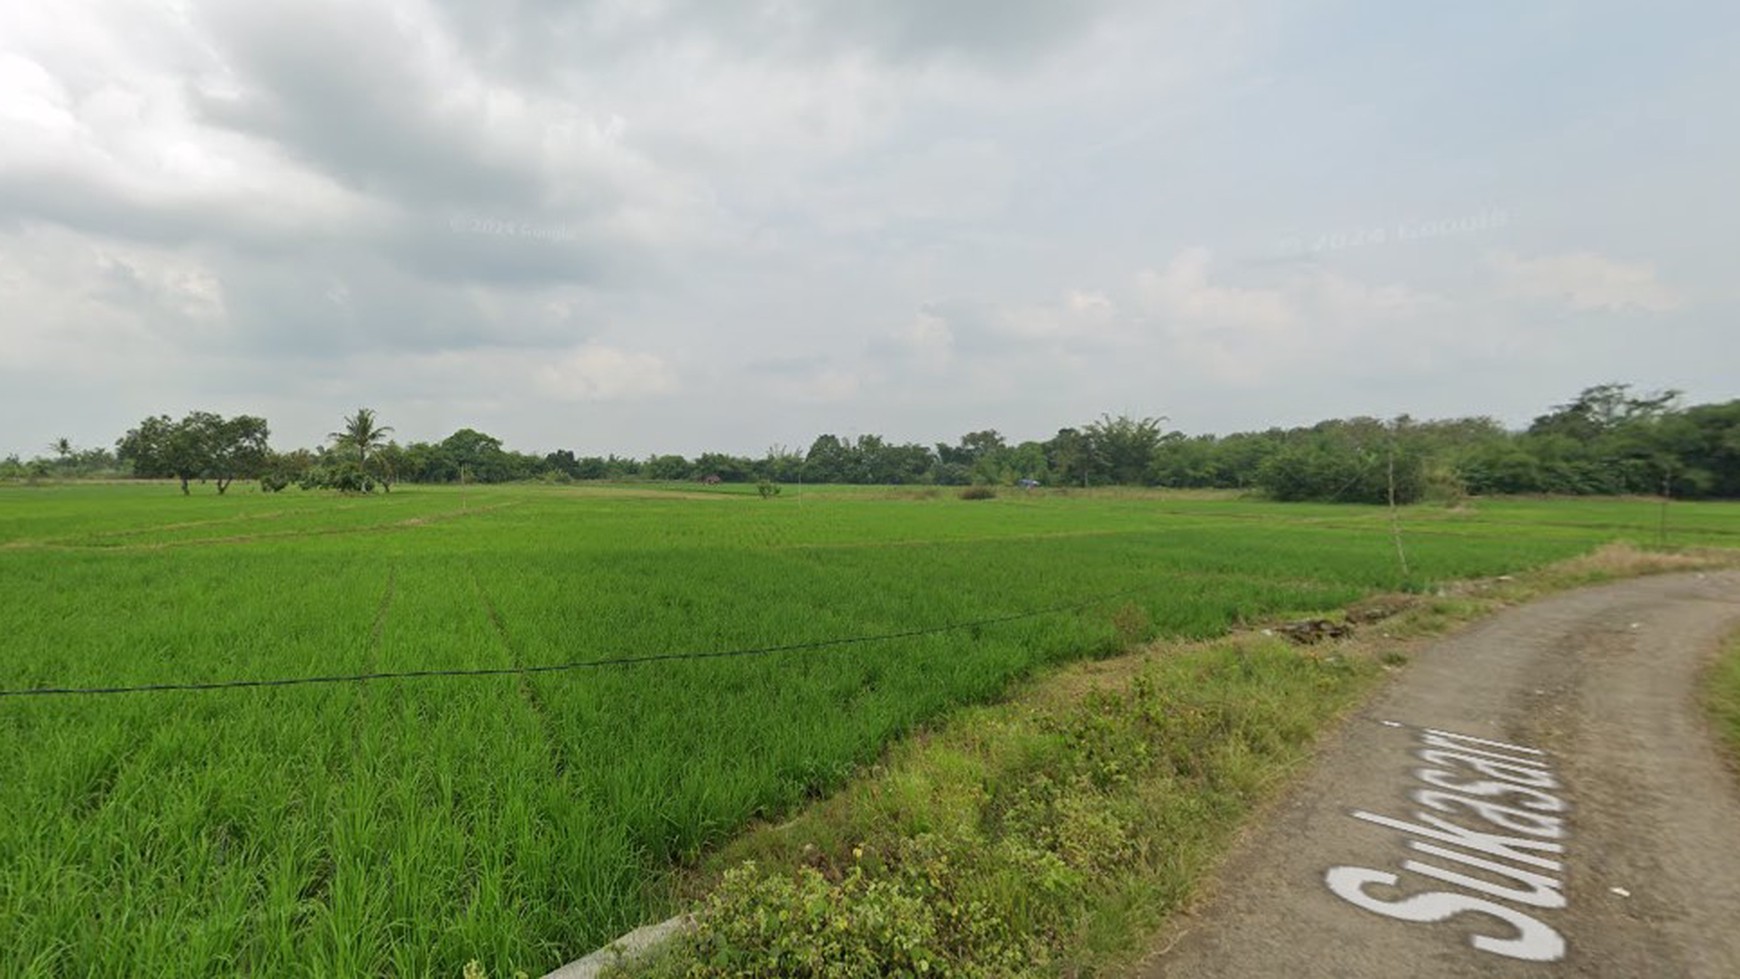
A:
[[1387, 426, 1410, 580], [1659, 467, 1672, 546]]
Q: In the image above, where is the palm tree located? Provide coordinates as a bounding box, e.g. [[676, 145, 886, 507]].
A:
[[330, 408, 393, 467]]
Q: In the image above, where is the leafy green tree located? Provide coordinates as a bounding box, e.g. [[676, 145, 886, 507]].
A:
[[695, 452, 752, 482], [1670, 400, 1740, 497], [1456, 442, 1544, 494], [117, 415, 179, 486], [760, 445, 805, 483], [1084, 414, 1170, 485], [1005, 441, 1051, 485], [1149, 434, 1220, 487], [1045, 428, 1093, 487], [441, 429, 511, 482], [259, 449, 313, 493], [930, 461, 973, 486], [1528, 383, 1681, 441], [117, 412, 270, 494], [803, 435, 851, 484], [1254, 420, 1425, 504], [604, 455, 643, 479], [545, 450, 582, 478], [934, 430, 1008, 484], [645, 454, 693, 481], [205, 414, 271, 494], [372, 441, 408, 493], [399, 441, 454, 483], [885, 441, 937, 484]]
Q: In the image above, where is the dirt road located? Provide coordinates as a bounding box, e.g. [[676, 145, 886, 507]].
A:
[[1141, 571, 1740, 978]]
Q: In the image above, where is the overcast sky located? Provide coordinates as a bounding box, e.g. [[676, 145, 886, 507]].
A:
[[3, 0, 1736, 459]]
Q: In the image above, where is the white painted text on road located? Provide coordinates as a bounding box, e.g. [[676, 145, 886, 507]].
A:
[[1325, 724, 1570, 963]]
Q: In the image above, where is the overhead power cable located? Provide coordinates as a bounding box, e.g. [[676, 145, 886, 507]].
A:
[[0, 587, 1146, 699]]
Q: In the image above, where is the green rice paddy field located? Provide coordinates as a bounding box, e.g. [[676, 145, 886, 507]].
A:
[[3, 482, 1738, 977]]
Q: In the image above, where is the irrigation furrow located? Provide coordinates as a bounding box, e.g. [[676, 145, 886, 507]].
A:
[[52, 502, 371, 542], [367, 566, 399, 651], [24, 501, 524, 551], [349, 565, 399, 738], [466, 568, 572, 782], [767, 527, 1146, 551], [2, 500, 393, 548], [761, 516, 1455, 552]]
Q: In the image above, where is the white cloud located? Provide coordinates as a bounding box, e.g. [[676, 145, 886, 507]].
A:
[[804, 369, 864, 402], [998, 290, 1127, 344], [1136, 247, 1296, 333], [535, 345, 676, 401], [1067, 290, 1115, 313], [1489, 250, 1682, 312], [0, 7, 378, 239], [0, 1, 1733, 457], [807, 140, 1018, 235], [338, 343, 675, 412], [0, 227, 231, 373], [1130, 247, 1443, 385], [890, 308, 955, 371]]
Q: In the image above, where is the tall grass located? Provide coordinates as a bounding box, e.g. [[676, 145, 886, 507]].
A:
[[1711, 634, 1740, 767]]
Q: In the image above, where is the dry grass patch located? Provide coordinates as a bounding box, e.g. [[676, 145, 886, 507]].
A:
[[1541, 541, 1734, 581]]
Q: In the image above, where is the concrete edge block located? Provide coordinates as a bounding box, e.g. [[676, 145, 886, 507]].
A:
[[540, 915, 695, 979]]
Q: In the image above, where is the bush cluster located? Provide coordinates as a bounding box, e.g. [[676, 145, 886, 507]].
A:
[[298, 462, 377, 493], [629, 642, 1376, 978]]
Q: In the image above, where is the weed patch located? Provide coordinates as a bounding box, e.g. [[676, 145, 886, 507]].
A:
[[1709, 633, 1740, 770], [624, 639, 1380, 978]]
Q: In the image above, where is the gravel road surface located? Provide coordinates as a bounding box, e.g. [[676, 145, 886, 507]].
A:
[[1142, 571, 1740, 978]]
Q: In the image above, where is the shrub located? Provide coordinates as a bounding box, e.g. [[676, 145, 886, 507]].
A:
[[959, 486, 997, 501], [756, 479, 782, 499], [660, 841, 1044, 979], [637, 644, 1379, 978], [299, 462, 376, 494]]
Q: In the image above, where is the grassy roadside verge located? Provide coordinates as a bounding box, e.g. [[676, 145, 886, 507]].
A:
[[1709, 632, 1740, 769], [570, 544, 1734, 979]]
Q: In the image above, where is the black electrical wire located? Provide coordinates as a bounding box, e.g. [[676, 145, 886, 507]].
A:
[[0, 587, 1146, 699]]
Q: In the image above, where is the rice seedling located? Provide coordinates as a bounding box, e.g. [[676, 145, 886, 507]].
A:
[[1, 482, 1734, 976]]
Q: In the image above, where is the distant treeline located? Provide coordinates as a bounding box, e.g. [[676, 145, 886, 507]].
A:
[[7, 384, 1738, 502]]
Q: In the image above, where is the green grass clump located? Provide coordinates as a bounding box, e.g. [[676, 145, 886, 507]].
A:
[[1710, 634, 1740, 766], [629, 640, 1380, 978], [1, 483, 1737, 975]]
